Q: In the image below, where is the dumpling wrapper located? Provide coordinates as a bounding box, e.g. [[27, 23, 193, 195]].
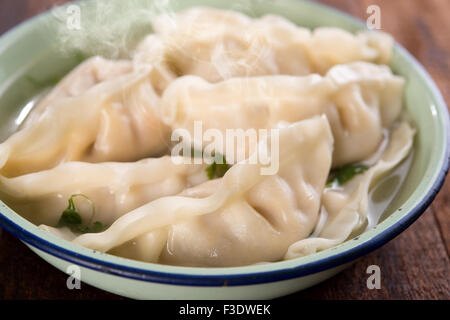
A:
[[25, 35, 175, 129], [22, 57, 133, 128], [0, 66, 171, 177], [152, 7, 393, 82], [132, 34, 177, 94], [285, 121, 415, 259], [161, 62, 404, 167], [0, 156, 206, 227], [66, 116, 333, 266]]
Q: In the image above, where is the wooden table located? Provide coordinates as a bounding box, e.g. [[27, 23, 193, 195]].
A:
[[0, 0, 448, 300]]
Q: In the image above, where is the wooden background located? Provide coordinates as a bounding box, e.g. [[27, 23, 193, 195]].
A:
[[0, 0, 448, 300]]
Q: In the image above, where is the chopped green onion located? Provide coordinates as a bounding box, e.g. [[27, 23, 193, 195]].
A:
[[205, 153, 230, 180], [57, 194, 104, 234], [327, 164, 369, 187]]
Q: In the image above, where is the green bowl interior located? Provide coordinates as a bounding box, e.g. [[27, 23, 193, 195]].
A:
[[0, 0, 447, 276]]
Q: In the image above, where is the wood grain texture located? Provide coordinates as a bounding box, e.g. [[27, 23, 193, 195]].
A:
[[0, 0, 448, 300]]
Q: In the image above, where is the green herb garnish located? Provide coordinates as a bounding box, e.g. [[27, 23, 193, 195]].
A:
[[91, 221, 105, 233], [59, 196, 82, 225], [57, 194, 105, 234], [326, 164, 369, 187], [205, 153, 231, 180]]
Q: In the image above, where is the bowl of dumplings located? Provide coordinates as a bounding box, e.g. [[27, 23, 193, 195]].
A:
[[0, 0, 448, 299]]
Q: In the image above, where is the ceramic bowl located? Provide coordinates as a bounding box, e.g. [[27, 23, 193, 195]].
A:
[[0, 0, 448, 299]]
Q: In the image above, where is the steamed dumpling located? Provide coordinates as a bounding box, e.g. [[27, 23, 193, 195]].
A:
[[152, 7, 393, 82], [27, 35, 175, 127], [0, 156, 206, 226], [285, 121, 415, 259], [22, 57, 133, 128], [132, 35, 177, 94], [71, 116, 333, 266], [161, 62, 404, 167], [0, 67, 171, 177]]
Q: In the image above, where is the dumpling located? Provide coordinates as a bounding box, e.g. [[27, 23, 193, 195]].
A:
[[285, 121, 415, 259], [161, 62, 404, 167], [0, 66, 172, 177], [132, 35, 177, 94], [26, 35, 175, 128], [72, 116, 333, 266], [0, 156, 206, 226], [22, 57, 133, 128], [151, 7, 393, 82]]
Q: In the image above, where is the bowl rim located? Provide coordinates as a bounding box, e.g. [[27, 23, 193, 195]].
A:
[[0, 0, 448, 287]]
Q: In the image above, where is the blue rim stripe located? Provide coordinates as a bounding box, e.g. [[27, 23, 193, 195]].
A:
[[0, 1, 448, 287]]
